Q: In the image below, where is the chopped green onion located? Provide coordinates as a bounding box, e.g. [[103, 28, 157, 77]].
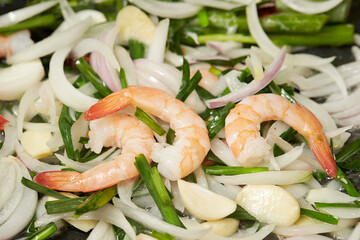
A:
[[207, 101, 235, 140], [335, 166, 360, 197], [203, 166, 268, 175], [76, 57, 112, 98], [335, 138, 360, 164], [314, 202, 360, 208], [45, 197, 87, 214], [197, 9, 209, 28], [134, 154, 184, 228], [134, 107, 166, 136], [74, 185, 118, 218], [113, 225, 126, 240], [300, 208, 339, 225], [21, 177, 69, 200], [166, 128, 176, 145], [129, 39, 145, 59], [59, 105, 80, 161], [227, 205, 256, 220], [152, 230, 176, 240], [25, 222, 57, 240], [196, 86, 216, 101], [182, 57, 190, 83], [209, 66, 222, 77], [269, 81, 296, 103], [199, 56, 247, 67], [120, 68, 128, 89], [176, 70, 202, 102], [342, 157, 360, 170]]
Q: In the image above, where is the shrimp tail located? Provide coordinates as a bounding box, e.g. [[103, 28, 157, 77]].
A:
[[308, 134, 337, 178], [85, 90, 131, 121], [34, 171, 84, 192]]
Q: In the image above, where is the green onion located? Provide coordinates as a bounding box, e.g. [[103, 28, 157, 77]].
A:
[[300, 208, 339, 225], [198, 56, 247, 67], [134, 154, 184, 228], [342, 157, 360, 170], [315, 202, 360, 208], [335, 166, 360, 197], [269, 81, 296, 103], [209, 66, 222, 76], [25, 222, 57, 240], [21, 177, 69, 200], [227, 205, 256, 220], [45, 197, 87, 214], [113, 225, 126, 240], [129, 39, 145, 59], [134, 107, 166, 136], [176, 70, 202, 102], [166, 128, 176, 145], [120, 68, 128, 89], [74, 185, 118, 218], [335, 138, 360, 164], [152, 230, 176, 240], [196, 86, 216, 101], [204, 150, 225, 165], [273, 127, 297, 157], [207, 101, 235, 140], [203, 166, 268, 175], [182, 57, 190, 83], [58, 105, 80, 161], [197, 9, 209, 28], [76, 57, 112, 98]]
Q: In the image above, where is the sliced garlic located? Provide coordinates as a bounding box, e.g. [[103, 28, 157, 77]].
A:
[[116, 6, 156, 46], [178, 179, 236, 221], [200, 218, 239, 237], [236, 184, 300, 226], [20, 130, 53, 159]]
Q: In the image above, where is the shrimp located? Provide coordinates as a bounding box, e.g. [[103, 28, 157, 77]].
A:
[[225, 93, 337, 178], [0, 30, 33, 58], [84, 86, 210, 181], [35, 113, 155, 192]]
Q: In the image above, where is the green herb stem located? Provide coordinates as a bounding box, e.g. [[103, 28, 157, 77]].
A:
[[203, 165, 268, 175], [134, 107, 166, 136], [25, 222, 57, 240], [227, 205, 256, 220], [335, 138, 360, 164], [207, 101, 235, 140], [314, 202, 360, 208], [176, 70, 202, 102], [45, 197, 87, 214], [120, 68, 128, 89], [300, 208, 339, 225], [129, 40, 145, 59], [22, 177, 68, 200]]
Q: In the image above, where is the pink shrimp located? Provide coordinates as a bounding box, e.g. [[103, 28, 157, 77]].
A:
[[0, 30, 33, 58], [225, 93, 337, 178], [35, 113, 155, 192], [84, 86, 210, 181]]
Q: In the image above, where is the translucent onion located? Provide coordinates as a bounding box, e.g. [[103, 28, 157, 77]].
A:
[[147, 18, 170, 63], [286, 236, 333, 240], [206, 175, 239, 201], [0, 111, 17, 158], [306, 188, 359, 204], [348, 222, 360, 240], [210, 138, 240, 166], [275, 144, 304, 169], [114, 46, 137, 86], [184, 0, 250, 10], [129, 0, 202, 19], [87, 220, 115, 240], [278, 0, 343, 15], [321, 207, 360, 219], [194, 167, 209, 189], [321, 87, 360, 113], [117, 179, 137, 208]]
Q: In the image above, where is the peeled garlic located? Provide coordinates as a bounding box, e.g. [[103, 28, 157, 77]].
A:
[[20, 130, 53, 159], [200, 218, 239, 237], [236, 184, 300, 226], [116, 6, 156, 46], [178, 179, 236, 221]]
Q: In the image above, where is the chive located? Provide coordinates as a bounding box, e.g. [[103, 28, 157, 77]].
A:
[[273, 127, 297, 157], [335, 138, 360, 164], [120, 68, 128, 89], [227, 205, 256, 220], [176, 70, 202, 102], [45, 197, 87, 214], [209, 66, 222, 76], [74, 185, 118, 218], [79, 136, 89, 144], [205, 150, 225, 165], [199, 56, 248, 67], [135, 154, 184, 228], [59, 105, 80, 161], [315, 202, 360, 208], [21, 177, 69, 200], [335, 166, 360, 197], [129, 39, 145, 59], [152, 230, 176, 240], [196, 86, 216, 101], [113, 225, 126, 240], [182, 57, 190, 84], [76, 57, 112, 98], [27, 215, 39, 233], [203, 165, 268, 175], [269, 81, 296, 103], [134, 107, 166, 136], [25, 222, 57, 240], [197, 9, 209, 28], [342, 157, 360, 170], [207, 101, 236, 140], [300, 208, 339, 225], [166, 128, 176, 145]]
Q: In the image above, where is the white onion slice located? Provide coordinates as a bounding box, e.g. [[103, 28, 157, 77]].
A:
[[117, 179, 137, 208], [7, 19, 92, 64], [87, 220, 115, 240], [279, 0, 343, 15], [210, 138, 239, 166], [321, 87, 360, 113], [129, 0, 202, 19], [0, 0, 58, 28], [15, 141, 63, 172], [286, 236, 334, 240], [194, 167, 208, 189], [59, 0, 76, 23], [184, 0, 250, 10], [113, 198, 210, 239], [147, 18, 169, 63], [275, 144, 304, 169], [306, 188, 359, 204], [114, 46, 137, 86], [349, 222, 360, 240], [206, 175, 239, 201], [206, 46, 286, 108], [213, 170, 312, 185], [49, 46, 98, 112], [321, 207, 360, 219]]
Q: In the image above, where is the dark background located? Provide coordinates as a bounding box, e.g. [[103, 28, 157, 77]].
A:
[[0, 1, 359, 239]]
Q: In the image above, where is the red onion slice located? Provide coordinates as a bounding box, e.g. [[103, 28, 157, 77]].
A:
[[206, 47, 286, 109]]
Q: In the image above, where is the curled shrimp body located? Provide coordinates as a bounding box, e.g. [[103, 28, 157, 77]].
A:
[[0, 30, 33, 58], [84, 86, 210, 180], [225, 93, 337, 178], [35, 113, 155, 192]]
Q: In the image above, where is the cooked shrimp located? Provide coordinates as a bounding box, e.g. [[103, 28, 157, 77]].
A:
[[84, 86, 210, 181], [190, 63, 220, 92], [0, 30, 33, 58], [225, 93, 337, 178], [35, 113, 155, 192]]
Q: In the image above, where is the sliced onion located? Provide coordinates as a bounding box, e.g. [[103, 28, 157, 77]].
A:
[[194, 167, 208, 189], [164, 50, 184, 67], [87, 220, 115, 240], [286, 236, 334, 240], [355, 33, 360, 46], [184, 0, 250, 10], [321, 87, 360, 113], [210, 138, 240, 166], [129, 0, 202, 19], [206, 41, 243, 55], [206, 175, 239, 201], [279, 0, 343, 15], [49, 46, 98, 112], [114, 46, 137, 86], [59, 0, 76, 23], [7, 19, 92, 64], [351, 46, 360, 61], [147, 18, 170, 63], [15, 141, 63, 172], [201, 224, 275, 240], [170, 181, 185, 212], [275, 144, 304, 169], [213, 170, 312, 185], [0, 110, 17, 158], [0, 59, 44, 101], [206, 47, 286, 108], [306, 188, 359, 204], [0, 0, 58, 28], [349, 222, 360, 240], [321, 207, 360, 219], [113, 197, 210, 239], [117, 179, 138, 208]]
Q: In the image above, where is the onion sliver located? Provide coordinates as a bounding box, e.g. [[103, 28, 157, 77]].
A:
[[114, 46, 137, 86], [49, 46, 98, 112], [349, 222, 360, 240], [147, 18, 169, 63], [0, 157, 37, 239], [129, 0, 202, 19], [7, 18, 92, 64], [320, 207, 360, 219], [0, 111, 17, 158], [306, 188, 359, 204], [113, 197, 210, 239], [87, 220, 114, 240], [0, 59, 44, 101], [210, 138, 239, 166], [206, 47, 286, 108], [0, 0, 58, 28], [184, 0, 250, 10], [278, 0, 343, 15], [213, 171, 312, 185]]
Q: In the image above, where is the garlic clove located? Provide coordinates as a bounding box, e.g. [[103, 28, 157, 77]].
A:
[[200, 218, 239, 237]]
